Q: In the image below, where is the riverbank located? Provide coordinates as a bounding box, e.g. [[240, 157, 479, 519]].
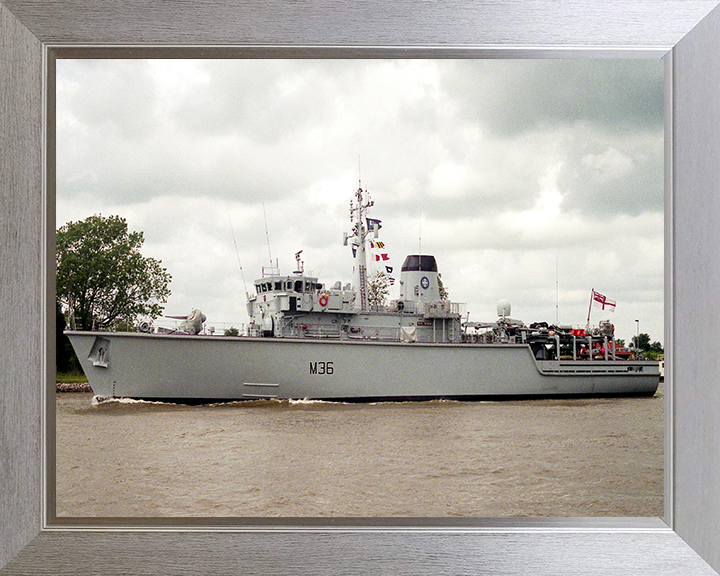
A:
[[56, 372, 91, 393], [56, 381, 93, 393]]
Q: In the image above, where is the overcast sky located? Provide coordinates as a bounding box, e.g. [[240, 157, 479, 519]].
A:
[[56, 58, 664, 344]]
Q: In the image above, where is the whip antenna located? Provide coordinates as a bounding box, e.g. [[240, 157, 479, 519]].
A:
[[229, 216, 249, 297], [262, 201, 273, 268], [556, 256, 559, 324], [418, 211, 423, 257]]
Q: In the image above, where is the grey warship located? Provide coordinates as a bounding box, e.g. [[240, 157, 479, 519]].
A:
[[65, 185, 660, 402]]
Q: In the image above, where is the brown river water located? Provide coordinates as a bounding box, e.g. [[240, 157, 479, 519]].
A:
[[55, 384, 663, 518]]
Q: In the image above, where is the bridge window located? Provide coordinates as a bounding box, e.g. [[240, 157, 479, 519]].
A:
[[401, 254, 438, 272]]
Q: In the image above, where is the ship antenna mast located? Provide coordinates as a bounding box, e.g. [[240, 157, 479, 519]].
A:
[[262, 201, 274, 271], [348, 182, 373, 311], [555, 256, 559, 324], [229, 217, 249, 298], [418, 211, 422, 259]]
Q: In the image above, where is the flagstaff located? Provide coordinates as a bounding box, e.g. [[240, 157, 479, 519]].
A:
[[586, 288, 594, 331], [587, 288, 617, 330]]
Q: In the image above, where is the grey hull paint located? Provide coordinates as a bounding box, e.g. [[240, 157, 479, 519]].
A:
[[65, 331, 660, 401]]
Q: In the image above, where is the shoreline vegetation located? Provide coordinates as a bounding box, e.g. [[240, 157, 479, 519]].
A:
[[56, 371, 91, 393]]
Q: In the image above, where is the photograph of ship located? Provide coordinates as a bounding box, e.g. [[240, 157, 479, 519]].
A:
[[55, 58, 664, 517]]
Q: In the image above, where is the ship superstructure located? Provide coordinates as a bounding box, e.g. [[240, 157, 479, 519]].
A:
[[247, 185, 465, 344]]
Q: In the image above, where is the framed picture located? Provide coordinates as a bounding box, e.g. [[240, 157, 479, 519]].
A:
[[50, 55, 665, 520], [2, 1, 720, 574]]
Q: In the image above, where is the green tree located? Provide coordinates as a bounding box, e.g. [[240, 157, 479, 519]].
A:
[[646, 340, 664, 360], [57, 214, 171, 330], [629, 333, 665, 360], [438, 273, 449, 301], [632, 332, 664, 354], [367, 270, 390, 308], [632, 333, 652, 352]]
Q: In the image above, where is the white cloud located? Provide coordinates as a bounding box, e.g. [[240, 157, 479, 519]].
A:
[[427, 161, 477, 200]]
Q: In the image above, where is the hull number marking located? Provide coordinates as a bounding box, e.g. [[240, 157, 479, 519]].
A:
[[310, 361, 334, 375]]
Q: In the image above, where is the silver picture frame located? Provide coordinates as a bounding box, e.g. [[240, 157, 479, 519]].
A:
[[2, 1, 720, 574]]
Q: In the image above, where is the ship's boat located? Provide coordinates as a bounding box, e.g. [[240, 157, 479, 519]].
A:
[[65, 184, 660, 402]]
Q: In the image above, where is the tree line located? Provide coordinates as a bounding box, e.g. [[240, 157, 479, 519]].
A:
[[631, 333, 664, 359]]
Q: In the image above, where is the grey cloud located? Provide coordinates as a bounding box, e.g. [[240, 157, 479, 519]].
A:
[[556, 129, 663, 216], [57, 58, 663, 223], [442, 59, 663, 136]]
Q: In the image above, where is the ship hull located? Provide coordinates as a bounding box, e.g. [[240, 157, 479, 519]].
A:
[[65, 331, 660, 402]]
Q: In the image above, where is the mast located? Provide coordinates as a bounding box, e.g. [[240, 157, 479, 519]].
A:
[[586, 288, 594, 331], [347, 183, 374, 311], [555, 256, 559, 324]]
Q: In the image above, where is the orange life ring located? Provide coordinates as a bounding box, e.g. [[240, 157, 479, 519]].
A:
[[319, 293, 329, 307]]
